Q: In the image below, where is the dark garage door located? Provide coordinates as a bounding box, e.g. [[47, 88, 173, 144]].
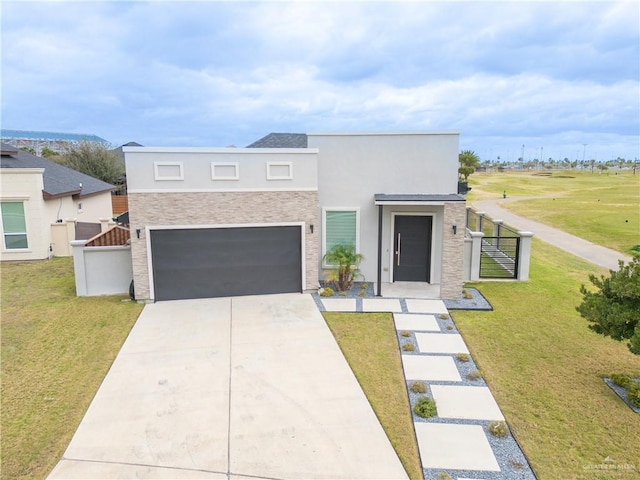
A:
[[150, 226, 302, 301]]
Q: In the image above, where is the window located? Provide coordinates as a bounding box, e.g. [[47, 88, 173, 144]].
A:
[[154, 162, 184, 180], [323, 209, 359, 264], [266, 162, 293, 180], [1, 202, 28, 249], [211, 162, 239, 180]]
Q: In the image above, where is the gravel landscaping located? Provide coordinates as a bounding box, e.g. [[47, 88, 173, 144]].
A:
[[603, 378, 640, 413]]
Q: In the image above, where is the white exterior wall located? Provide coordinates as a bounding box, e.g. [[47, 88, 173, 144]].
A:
[[0, 169, 50, 260], [309, 132, 459, 283], [72, 241, 133, 296], [42, 193, 111, 224], [125, 147, 318, 193]]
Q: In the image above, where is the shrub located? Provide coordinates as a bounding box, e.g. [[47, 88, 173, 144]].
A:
[[413, 396, 437, 418], [439, 314, 449, 319], [402, 342, 415, 352], [610, 373, 632, 389], [323, 244, 364, 292], [462, 288, 474, 299], [319, 287, 334, 297], [455, 353, 470, 362], [628, 381, 640, 407], [437, 473, 452, 480], [488, 420, 509, 438], [446, 325, 454, 330], [467, 370, 482, 381], [409, 381, 427, 394], [400, 330, 411, 337]]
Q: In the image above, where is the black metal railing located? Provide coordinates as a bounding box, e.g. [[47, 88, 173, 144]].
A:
[[479, 236, 520, 278]]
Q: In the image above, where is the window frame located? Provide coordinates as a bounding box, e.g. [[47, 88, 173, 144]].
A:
[[321, 207, 360, 267], [1, 201, 29, 250]]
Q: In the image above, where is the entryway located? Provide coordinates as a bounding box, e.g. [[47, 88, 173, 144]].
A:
[[393, 215, 432, 282]]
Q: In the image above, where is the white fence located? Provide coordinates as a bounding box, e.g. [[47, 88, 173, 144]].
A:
[[71, 241, 133, 296]]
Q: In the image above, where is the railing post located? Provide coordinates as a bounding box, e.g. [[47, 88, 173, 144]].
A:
[[476, 211, 485, 235], [469, 231, 484, 281], [466, 206, 472, 230], [493, 219, 503, 250], [516, 231, 534, 280]]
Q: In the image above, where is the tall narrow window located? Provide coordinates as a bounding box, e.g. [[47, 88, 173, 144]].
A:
[[1, 202, 28, 249], [323, 209, 358, 264]]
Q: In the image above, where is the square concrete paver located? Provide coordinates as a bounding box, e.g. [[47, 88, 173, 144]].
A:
[[414, 423, 500, 471], [362, 298, 402, 312], [321, 298, 357, 312], [405, 299, 449, 314], [431, 385, 505, 421], [393, 314, 440, 331], [415, 333, 470, 354], [401, 355, 461, 382]]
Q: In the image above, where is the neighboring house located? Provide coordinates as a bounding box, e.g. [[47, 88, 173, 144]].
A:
[[0, 143, 116, 261], [124, 131, 465, 302]]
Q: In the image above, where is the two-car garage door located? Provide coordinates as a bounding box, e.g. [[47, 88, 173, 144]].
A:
[[150, 226, 302, 301]]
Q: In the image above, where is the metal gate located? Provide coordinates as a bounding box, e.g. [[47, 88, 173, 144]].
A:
[[479, 236, 520, 279]]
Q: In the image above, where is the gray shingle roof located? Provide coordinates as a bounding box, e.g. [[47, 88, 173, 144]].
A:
[[0, 142, 115, 198], [247, 133, 307, 148]]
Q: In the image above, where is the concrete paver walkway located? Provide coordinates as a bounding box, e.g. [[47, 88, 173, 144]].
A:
[[472, 198, 632, 271], [48, 294, 408, 480], [323, 295, 537, 479]]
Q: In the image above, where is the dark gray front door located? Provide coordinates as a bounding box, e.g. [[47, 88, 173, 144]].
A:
[[393, 215, 432, 282], [150, 226, 302, 301]]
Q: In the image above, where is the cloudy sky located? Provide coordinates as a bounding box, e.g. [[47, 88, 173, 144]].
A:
[[2, 0, 638, 162]]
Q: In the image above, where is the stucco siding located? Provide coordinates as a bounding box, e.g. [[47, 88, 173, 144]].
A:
[[129, 191, 319, 300], [0, 169, 50, 260]]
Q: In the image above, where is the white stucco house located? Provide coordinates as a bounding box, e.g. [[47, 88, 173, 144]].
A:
[[123, 131, 465, 302], [0, 143, 116, 261]]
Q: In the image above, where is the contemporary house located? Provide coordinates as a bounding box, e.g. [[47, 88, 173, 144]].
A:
[[124, 131, 465, 302], [0, 143, 116, 261]]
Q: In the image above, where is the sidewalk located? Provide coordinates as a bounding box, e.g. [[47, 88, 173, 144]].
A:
[[472, 198, 632, 271], [317, 296, 536, 480]]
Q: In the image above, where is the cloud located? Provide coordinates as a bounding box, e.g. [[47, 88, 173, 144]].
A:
[[1, 0, 637, 159]]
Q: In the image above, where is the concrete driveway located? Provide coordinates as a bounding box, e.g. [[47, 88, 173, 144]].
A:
[[47, 294, 408, 480]]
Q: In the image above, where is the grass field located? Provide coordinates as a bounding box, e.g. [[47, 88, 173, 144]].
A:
[[469, 170, 640, 255], [454, 239, 640, 479], [323, 312, 422, 480], [1, 258, 143, 480]]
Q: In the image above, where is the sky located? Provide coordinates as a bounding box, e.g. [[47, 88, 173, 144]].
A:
[[1, 0, 639, 162]]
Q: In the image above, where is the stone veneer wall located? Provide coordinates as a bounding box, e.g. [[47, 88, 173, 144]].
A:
[[440, 201, 467, 299], [129, 191, 319, 300]]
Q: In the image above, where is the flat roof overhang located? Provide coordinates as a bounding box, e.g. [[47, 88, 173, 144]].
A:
[[374, 193, 466, 205]]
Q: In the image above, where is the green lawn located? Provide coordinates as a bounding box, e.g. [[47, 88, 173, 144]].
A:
[[469, 170, 640, 255], [323, 312, 422, 480], [454, 239, 640, 479], [1, 257, 143, 480]]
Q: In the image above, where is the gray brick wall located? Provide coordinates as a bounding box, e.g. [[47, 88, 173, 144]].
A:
[[440, 201, 466, 299], [129, 191, 319, 300]]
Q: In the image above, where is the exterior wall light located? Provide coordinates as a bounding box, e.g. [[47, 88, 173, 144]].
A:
[[310, 224, 314, 234], [452, 224, 457, 235], [136, 228, 141, 239]]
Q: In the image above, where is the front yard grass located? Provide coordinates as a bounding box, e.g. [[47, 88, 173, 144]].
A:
[[454, 238, 640, 479], [323, 312, 422, 480], [1, 257, 143, 480]]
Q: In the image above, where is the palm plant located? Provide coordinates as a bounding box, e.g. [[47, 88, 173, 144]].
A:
[[323, 244, 364, 291]]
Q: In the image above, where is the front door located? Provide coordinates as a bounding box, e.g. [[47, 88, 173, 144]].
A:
[[393, 215, 432, 282]]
